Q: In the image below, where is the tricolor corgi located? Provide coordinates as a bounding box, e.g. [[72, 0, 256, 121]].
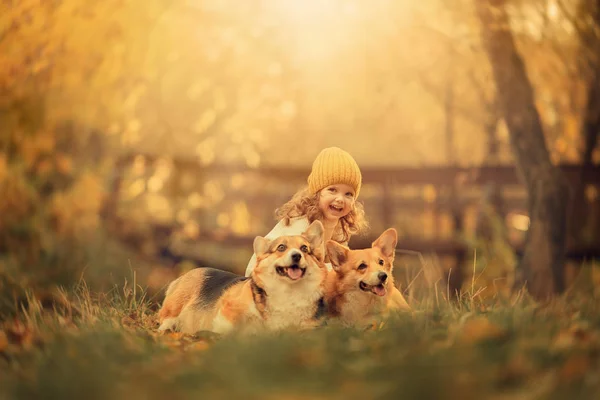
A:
[[324, 228, 410, 326], [158, 221, 328, 334]]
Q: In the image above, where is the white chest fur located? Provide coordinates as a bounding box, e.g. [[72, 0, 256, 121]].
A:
[[262, 282, 323, 330], [339, 291, 385, 325]]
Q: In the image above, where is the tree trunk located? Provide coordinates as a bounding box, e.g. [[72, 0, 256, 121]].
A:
[[582, 81, 600, 168], [570, 72, 600, 243], [485, 110, 500, 164], [570, 0, 600, 243], [476, 0, 569, 299]]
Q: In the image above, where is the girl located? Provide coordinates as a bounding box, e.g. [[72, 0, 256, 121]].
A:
[[244, 147, 369, 276]]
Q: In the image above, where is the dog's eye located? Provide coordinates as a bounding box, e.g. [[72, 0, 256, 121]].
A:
[[378, 259, 384, 266], [277, 244, 287, 252], [300, 245, 309, 253], [357, 263, 368, 271]]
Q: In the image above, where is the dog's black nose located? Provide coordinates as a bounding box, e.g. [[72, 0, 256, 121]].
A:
[[291, 252, 302, 263], [378, 272, 388, 282]]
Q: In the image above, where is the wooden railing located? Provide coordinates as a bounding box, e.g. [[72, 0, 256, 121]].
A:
[[105, 153, 600, 276]]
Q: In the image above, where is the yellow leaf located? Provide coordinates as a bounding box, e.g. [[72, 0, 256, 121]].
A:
[[551, 324, 598, 353], [457, 317, 506, 344], [0, 330, 8, 352], [36, 159, 53, 176], [55, 153, 73, 175], [186, 341, 210, 352], [552, 330, 576, 352], [559, 354, 590, 384], [0, 153, 6, 183], [165, 332, 184, 341]]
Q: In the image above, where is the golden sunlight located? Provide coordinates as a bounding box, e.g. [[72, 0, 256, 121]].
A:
[[508, 213, 531, 232], [271, 0, 362, 64], [273, 0, 340, 26]]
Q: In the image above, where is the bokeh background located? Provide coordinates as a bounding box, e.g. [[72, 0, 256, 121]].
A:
[[2, 0, 600, 312]]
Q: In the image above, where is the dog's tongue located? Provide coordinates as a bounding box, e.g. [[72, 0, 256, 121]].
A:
[[372, 284, 386, 297], [286, 267, 303, 280]]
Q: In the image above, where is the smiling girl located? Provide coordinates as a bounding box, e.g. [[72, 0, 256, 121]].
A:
[[244, 147, 369, 276]]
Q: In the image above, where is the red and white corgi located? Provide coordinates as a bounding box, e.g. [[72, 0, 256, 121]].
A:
[[158, 221, 328, 334], [324, 228, 410, 326]]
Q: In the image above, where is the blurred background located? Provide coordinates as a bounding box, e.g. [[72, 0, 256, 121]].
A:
[[1, 0, 599, 311]]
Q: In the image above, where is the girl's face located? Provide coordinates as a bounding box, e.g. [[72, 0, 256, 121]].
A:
[[318, 184, 356, 222]]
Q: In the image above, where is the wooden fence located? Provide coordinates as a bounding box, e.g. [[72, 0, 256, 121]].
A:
[[104, 153, 600, 291]]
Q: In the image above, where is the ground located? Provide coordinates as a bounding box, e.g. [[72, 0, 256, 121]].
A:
[[1, 283, 599, 400]]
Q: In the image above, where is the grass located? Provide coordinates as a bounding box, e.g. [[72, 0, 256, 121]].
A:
[[1, 272, 600, 400]]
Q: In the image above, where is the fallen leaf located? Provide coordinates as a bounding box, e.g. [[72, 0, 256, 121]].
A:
[[456, 317, 507, 344], [552, 331, 576, 352], [559, 354, 590, 384], [6, 320, 33, 349], [185, 341, 210, 352], [165, 332, 185, 341], [0, 330, 8, 352], [55, 154, 73, 174], [551, 324, 598, 353], [289, 348, 325, 368], [498, 353, 536, 386]]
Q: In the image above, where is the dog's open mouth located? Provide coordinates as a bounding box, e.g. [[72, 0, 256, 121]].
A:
[[276, 264, 306, 280], [359, 281, 387, 297]]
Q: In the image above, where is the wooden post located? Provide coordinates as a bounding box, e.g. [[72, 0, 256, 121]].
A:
[[382, 177, 394, 230]]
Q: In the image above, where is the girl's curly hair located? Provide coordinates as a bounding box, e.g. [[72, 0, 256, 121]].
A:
[[274, 186, 369, 243]]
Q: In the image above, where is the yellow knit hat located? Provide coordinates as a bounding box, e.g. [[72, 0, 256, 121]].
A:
[[307, 147, 362, 198]]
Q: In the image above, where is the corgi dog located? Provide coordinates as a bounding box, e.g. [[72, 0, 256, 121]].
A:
[[324, 228, 410, 326], [158, 221, 328, 334]]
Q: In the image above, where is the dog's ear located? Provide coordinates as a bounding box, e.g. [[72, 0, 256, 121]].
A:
[[253, 236, 270, 256], [303, 220, 325, 261], [326, 240, 349, 272], [372, 228, 397, 259]]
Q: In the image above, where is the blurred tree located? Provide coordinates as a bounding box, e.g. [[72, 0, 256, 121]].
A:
[[128, 1, 299, 166], [0, 0, 167, 308], [565, 0, 600, 243], [476, 0, 569, 299]]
